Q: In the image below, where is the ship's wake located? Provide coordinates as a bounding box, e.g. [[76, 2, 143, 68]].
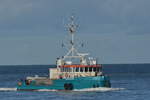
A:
[[73, 87, 125, 92], [0, 87, 124, 92], [0, 88, 17, 91], [34, 87, 125, 92]]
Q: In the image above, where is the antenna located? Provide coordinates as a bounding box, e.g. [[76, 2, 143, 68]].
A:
[[62, 15, 79, 58], [62, 15, 89, 60]]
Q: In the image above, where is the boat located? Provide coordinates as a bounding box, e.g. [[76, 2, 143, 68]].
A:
[[17, 16, 111, 91]]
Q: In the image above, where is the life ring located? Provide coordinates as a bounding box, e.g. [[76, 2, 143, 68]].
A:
[[64, 83, 69, 90], [68, 83, 73, 90]]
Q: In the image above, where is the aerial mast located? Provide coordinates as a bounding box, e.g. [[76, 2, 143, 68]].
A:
[[69, 16, 76, 56], [63, 15, 79, 59]]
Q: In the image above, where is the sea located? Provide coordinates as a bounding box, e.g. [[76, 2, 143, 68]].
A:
[[0, 64, 150, 100]]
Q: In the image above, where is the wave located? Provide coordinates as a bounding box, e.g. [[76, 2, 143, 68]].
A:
[[0, 87, 124, 92], [0, 88, 17, 91], [36, 89, 58, 92], [34, 87, 125, 92], [73, 87, 125, 92]]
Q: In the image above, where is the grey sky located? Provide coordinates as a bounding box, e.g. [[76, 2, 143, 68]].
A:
[[0, 0, 150, 65]]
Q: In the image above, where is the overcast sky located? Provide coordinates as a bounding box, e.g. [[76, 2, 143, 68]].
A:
[[0, 0, 150, 65]]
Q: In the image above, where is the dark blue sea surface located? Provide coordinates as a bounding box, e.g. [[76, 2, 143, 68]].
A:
[[0, 64, 150, 100]]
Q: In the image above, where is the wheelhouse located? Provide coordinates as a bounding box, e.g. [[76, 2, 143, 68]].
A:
[[59, 65, 102, 73]]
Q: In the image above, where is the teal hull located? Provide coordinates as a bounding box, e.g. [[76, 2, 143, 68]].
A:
[[17, 76, 111, 90]]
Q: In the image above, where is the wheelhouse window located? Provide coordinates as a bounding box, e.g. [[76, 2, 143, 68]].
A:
[[66, 68, 68, 72], [93, 67, 97, 72], [80, 67, 83, 72], [89, 67, 92, 72], [73, 67, 76, 72], [68, 68, 72, 72], [85, 67, 88, 72], [76, 67, 79, 72]]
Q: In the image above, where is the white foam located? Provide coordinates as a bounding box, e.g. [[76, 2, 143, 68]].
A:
[[0, 88, 17, 91], [0, 87, 124, 92], [73, 87, 125, 92], [36, 89, 58, 92], [36, 87, 124, 92]]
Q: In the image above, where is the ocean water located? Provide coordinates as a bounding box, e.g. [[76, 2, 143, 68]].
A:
[[0, 64, 150, 100]]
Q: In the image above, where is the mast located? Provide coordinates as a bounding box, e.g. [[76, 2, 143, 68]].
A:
[[57, 16, 96, 66], [60, 15, 89, 65], [63, 16, 79, 59], [70, 16, 76, 56]]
